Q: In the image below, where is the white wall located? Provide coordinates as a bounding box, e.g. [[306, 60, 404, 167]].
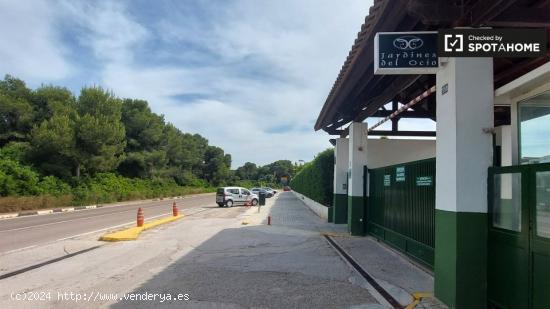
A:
[[367, 138, 436, 169], [292, 191, 328, 220]]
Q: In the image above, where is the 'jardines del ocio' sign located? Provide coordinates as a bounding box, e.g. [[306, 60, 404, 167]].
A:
[[374, 31, 438, 75]]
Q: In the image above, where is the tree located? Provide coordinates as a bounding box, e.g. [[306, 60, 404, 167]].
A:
[[30, 114, 76, 179], [0, 76, 35, 146], [118, 99, 166, 178], [31, 85, 75, 123], [236, 162, 258, 180], [203, 146, 230, 185], [31, 87, 127, 178]]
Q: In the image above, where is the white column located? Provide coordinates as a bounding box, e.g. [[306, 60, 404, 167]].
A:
[[332, 138, 349, 224], [334, 138, 349, 196], [347, 122, 368, 235], [434, 56, 493, 307], [501, 125, 513, 167], [435, 57, 493, 213], [348, 122, 368, 198]]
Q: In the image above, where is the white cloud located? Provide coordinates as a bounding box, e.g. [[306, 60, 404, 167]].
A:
[[0, 0, 372, 167], [0, 0, 71, 83], [58, 0, 149, 64]]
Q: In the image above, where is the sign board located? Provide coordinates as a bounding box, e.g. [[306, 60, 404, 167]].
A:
[[395, 166, 406, 182], [374, 31, 438, 75], [438, 29, 546, 58], [416, 176, 433, 186], [383, 175, 391, 187]]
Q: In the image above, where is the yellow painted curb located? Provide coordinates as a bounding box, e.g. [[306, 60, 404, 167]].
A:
[[405, 292, 433, 309], [99, 215, 183, 242]]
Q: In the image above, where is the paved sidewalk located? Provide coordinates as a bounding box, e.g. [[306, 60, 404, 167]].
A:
[[271, 192, 447, 308]]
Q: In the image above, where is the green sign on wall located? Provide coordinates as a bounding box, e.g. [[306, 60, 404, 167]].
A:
[[384, 175, 391, 186], [416, 176, 433, 186], [396, 166, 406, 182]]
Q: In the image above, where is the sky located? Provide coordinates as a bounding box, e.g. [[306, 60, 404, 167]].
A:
[[0, 0, 375, 167]]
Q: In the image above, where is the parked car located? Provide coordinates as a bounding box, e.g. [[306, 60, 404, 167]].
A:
[[263, 187, 277, 195], [283, 186, 291, 191], [216, 187, 258, 207], [250, 187, 273, 198]]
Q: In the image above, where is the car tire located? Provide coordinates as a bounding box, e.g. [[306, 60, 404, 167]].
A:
[[226, 200, 233, 208], [251, 199, 258, 206]]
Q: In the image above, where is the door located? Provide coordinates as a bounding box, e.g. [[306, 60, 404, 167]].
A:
[[488, 163, 550, 309], [532, 165, 550, 309], [228, 188, 240, 203], [240, 189, 251, 204], [488, 166, 529, 308]]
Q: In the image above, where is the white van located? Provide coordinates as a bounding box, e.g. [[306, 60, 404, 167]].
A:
[[216, 187, 259, 207]]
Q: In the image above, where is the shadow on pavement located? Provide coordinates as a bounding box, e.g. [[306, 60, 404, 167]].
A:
[[110, 193, 379, 309]]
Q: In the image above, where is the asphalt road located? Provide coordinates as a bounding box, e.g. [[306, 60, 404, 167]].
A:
[[0, 193, 216, 254]]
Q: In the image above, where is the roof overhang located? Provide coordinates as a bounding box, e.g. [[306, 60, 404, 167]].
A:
[[316, 0, 550, 135]]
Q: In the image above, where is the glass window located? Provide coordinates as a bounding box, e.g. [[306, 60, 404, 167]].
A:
[[493, 173, 522, 231], [536, 171, 550, 239], [241, 189, 250, 195], [519, 91, 550, 164]]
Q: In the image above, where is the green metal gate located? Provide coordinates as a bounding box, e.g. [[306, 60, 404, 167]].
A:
[[367, 158, 436, 268], [488, 163, 550, 309]]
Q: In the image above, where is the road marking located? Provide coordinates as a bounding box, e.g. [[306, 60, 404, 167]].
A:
[[55, 212, 172, 241], [3, 245, 37, 255], [0, 206, 174, 232]]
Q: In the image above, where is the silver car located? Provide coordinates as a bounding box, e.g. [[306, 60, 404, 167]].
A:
[[216, 187, 258, 207]]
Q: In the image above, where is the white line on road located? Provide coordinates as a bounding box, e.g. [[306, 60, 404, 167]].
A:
[[55, 212, 173, 241], [2, 245, 38, 255], [0, 206, 173, 233]]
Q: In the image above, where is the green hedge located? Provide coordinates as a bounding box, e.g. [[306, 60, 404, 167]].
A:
[[290, 148, 334, 206]]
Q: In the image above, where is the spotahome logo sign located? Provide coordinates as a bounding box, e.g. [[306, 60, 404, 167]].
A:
[[374, 31, 438, 75], [438, 29, 547, 57]]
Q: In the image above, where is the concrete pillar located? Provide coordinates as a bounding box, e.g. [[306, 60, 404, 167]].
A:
[[434, 57, 493, 308], [500, 125, 513, 166], [347, 122, 368, 236], [332, 138, 349, 224]]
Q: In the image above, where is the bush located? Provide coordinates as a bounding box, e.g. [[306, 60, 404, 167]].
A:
[[0, 157, 41, 196], [289, 149, 334, 206]]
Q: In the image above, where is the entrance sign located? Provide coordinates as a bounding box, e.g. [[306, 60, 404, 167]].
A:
[[374, 31, 438, 75]]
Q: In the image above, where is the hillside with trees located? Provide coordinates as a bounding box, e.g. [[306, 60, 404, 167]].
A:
[[0, 75, 231, 211], [0, 75, 297, 212]]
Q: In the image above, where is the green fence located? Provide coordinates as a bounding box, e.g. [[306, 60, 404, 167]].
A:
[[367, 158, 436, 268]]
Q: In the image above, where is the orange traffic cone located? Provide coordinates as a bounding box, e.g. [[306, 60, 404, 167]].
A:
[[172, 201, 178, 217], [137, 208, 144, 227]]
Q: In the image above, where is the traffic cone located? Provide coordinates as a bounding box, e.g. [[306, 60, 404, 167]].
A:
[[137, 208, 144, 227], [172, 201, 178, 217]]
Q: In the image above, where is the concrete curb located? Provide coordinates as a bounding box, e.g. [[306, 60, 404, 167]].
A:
[[99, 215, 183, 242], [0, 213, 19, 219], [291, 191, 329, 219]]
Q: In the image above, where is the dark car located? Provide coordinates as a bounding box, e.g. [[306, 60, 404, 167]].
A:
[[250, 187, 273, 198]]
